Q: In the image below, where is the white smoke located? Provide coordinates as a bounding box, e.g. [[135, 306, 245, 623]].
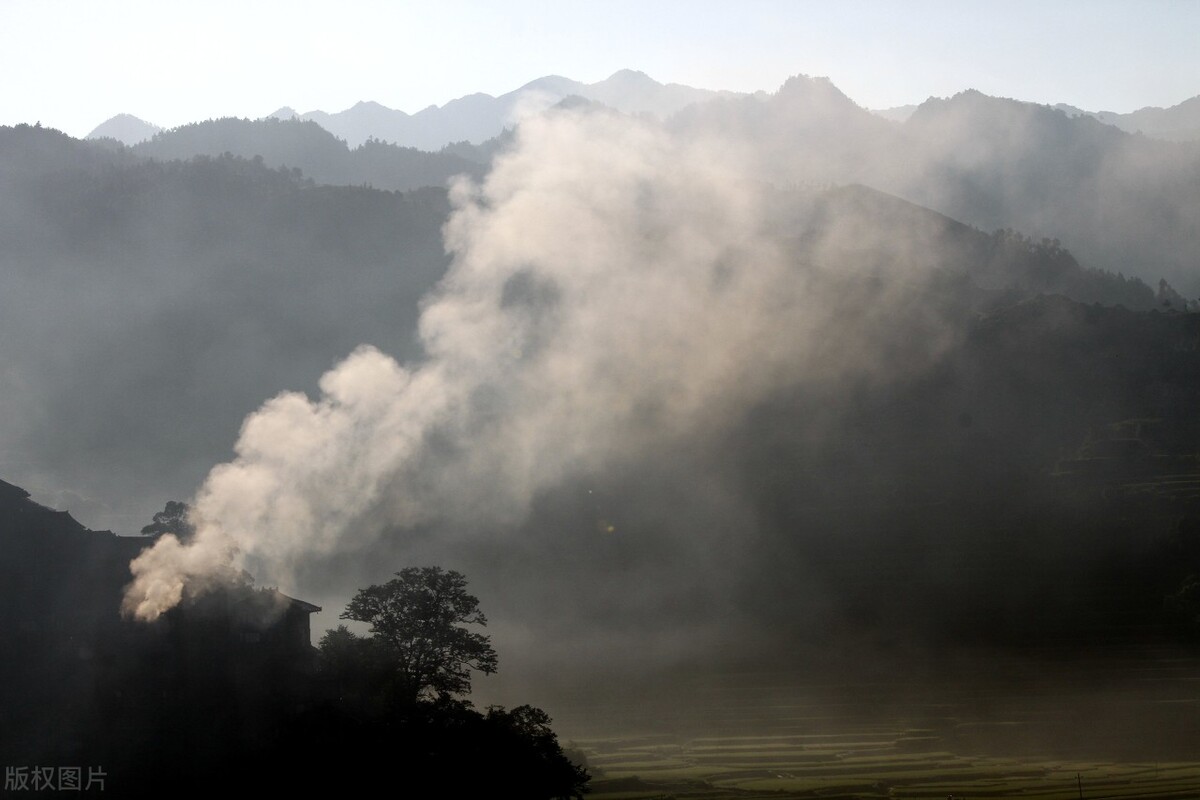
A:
[[122, 105, 930, 622]]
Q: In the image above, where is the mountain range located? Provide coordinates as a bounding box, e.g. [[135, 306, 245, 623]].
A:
[[876, 97, 1200, 142], [1053, 97, 1200, 141], [79, 71, 1200, 297], [88, 69, 746, 149], [87, 70, 1200, 150], [276, 69, 745, 149], [669, 77, 1200, 295]]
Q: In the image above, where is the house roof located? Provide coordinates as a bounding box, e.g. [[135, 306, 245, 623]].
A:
[[276, 591, 322, 614]]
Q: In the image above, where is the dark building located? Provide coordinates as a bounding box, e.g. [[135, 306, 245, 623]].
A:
[[0, 478, 321, 785]]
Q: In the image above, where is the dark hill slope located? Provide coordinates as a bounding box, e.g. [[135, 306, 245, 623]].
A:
[[133, 117, 486, 191], [797, 184, 1157, 309], [0, 127, 452, 528], [0, 479, 146, 765], [725, 295, 1200, 646], [892, 91, 1200, 293], [0, 123, 140, 183]]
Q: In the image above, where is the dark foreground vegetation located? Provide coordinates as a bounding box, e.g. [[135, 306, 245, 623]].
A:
[[0, 486, 587, 797]]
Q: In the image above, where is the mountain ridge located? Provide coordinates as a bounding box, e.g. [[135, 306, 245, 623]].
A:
[[85, 72, 1200, 151]]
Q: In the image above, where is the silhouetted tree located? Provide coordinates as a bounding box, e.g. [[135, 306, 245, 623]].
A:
[[310, 569, 588, 798], [484, 704, 592, 797], [140, 499, 194, 541], [338, 566, 498, 705]]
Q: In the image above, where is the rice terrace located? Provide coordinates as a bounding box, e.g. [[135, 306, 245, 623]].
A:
[[580, 741, 1200, 799], [556, 651, 1200, 799]]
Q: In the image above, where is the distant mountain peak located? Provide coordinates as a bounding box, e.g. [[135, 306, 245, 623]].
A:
[[267, 106, 300, 120], [908, 89, 1027, 121], [774, 74, 864, 113], [86, 113, 161, 146], [777, 74, 847, 95], [517, 75, 584, 95], [606, 68, 654, 82]]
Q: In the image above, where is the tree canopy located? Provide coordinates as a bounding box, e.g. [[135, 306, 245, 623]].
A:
[[338, 566, 498, 705], [140, 500, 195, 540]]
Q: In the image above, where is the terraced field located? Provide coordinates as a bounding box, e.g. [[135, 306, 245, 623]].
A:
[[547, 648, 1200, 799], [576, 733, 1200, 799]]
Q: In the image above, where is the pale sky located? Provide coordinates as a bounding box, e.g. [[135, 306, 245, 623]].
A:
[[2, 0, 1198, 139]]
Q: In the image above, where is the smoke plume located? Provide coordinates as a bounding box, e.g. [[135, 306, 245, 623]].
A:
[[122, 105, 947, 622]]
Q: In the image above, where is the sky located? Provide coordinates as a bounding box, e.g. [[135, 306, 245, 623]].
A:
[[2, 0, 1199, 139]]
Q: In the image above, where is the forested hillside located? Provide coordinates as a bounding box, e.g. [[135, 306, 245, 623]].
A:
[[0, 124, 450, 526]]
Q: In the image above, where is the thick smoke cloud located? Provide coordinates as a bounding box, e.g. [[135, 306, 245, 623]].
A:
[[122, 106, 949, 622]]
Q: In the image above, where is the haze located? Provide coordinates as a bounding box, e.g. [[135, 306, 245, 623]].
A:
[[3, 4, 1200, 797], [4, 0, 1200, 137]]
